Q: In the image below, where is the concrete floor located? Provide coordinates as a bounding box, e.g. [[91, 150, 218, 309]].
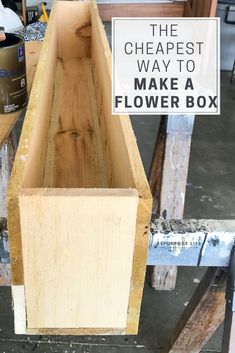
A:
[[0, 29, 235, 353]]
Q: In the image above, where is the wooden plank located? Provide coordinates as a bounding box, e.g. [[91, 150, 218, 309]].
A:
[[167, 3, 222, 351], [148, 117, 167, 216], [7, 11, 58, 285], [19, 188, 138, 329], [150, 115, 194, 290], [167, 267, 226, 353], [90, 1, 152, 333], [25, 42, 43, 95], [0, 43, 42, 285], [159, 117, 194, 219], [43, 58, 107, 188], [0, 41, 42, 149], [26, 327, 125, 335], [98, 2, 185, 20]]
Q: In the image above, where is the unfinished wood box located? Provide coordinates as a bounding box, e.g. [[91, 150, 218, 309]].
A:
[[7, 1, 152, 335]]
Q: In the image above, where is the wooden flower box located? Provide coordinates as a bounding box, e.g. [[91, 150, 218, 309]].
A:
[[7, 1, 152, 335]]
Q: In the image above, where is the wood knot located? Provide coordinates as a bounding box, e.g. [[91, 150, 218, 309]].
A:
[[71, 130, 80, 139], [75, 24, 91, 39]]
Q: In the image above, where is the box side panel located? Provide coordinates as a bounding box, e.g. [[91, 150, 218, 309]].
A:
[[90, 3, 152, 333], [90, 8, 135, 189], [19, 189, 138, 329], [90, 2, 152, 197], [56, 1, 91, 59], [7, 5, 58, 284]]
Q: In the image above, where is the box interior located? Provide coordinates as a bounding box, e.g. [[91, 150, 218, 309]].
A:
[[22, 1, 137, 190]]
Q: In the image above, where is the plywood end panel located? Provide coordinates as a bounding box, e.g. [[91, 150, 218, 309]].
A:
[[19, 188, 138, 329]]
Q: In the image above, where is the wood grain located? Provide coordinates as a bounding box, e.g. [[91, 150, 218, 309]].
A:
[[43, 58, 107, 188], [0, 42, 42, 286], [19, 189, 138, 329], [26, 327, 125, 335], [8, 10, 57, 284], [98, 2, 185, 21], [56, 1, 91, 59], [150, 116, 194, 291], [168, 268, 226, 353], [148, 117, 167, 216]]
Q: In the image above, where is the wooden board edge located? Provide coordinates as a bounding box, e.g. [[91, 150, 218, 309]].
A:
[[12, 285, 26, 334], [19, 187, 139, 198], [7, 4, 58, 285], [126, 197, 152, 334], [25, 327, 126, 335], [97, 2, 185, 21]]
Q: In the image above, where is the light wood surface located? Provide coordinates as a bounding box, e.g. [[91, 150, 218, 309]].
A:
[[25, 327, 125, 335], [8, 1, 152, 334], [20, 189, 138, 328], [8, 11, 57, 284], [43, 58, 107, 188], [56, 1, 91, 59], [0, 42, 41, 286], [0, 41, 42, 149], [150, 116, 194, 290]]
